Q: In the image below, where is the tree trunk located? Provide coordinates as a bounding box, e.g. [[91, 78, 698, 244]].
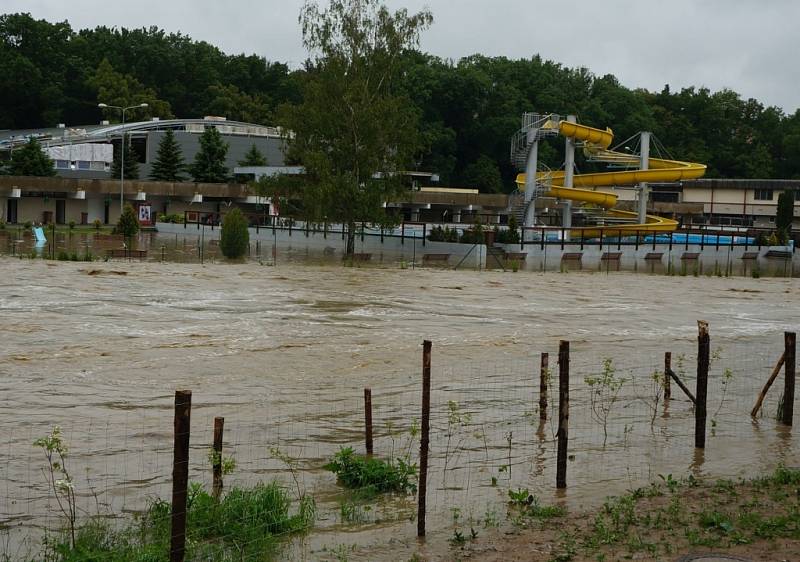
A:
[[346, 221, 356, 255]]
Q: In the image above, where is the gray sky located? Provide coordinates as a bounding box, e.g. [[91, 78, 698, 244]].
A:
[[7, 0, 799, 113]]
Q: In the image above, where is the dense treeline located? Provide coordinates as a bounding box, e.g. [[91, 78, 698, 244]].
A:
[[3, 12, 800, 191]]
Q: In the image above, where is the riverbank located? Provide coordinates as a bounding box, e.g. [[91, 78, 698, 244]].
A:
[[457, 466, 800, 562]]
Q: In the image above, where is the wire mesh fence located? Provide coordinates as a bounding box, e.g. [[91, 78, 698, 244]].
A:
[[1, 330, 796, 560]]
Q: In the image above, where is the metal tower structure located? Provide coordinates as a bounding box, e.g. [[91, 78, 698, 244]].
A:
[[509, 113, 561, 230]]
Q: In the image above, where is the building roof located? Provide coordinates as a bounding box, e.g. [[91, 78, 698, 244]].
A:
[[0, 118, 282, 152]]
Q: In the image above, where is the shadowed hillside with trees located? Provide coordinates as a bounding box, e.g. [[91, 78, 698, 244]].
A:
[[3, 12, 800, 190]]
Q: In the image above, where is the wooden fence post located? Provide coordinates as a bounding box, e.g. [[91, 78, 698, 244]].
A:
[[695, 321, 709, 449], [664, 352, 672, 401], [751, 352, 786, 418], [417, 340, 432, 538], [170, 390, 192, 562], [783, 332, 796, 425], [556, 341, 569, 489], [539, 352, 549, 421], [212, 417, 224, 500], [364, 388, 374, 455]]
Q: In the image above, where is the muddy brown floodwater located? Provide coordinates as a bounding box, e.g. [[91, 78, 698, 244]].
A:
[[1, 258, 798, 560]]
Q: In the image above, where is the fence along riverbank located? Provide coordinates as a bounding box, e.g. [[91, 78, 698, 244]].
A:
[[2, 326, 797, 560], [1, 219, 797, 276]]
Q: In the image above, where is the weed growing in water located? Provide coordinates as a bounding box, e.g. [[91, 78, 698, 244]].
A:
[[508, 488, 566, 519], [443, 400, 472, 484], [207, 448, 237, 476], [711, 367, 734, 431], [585, 358, 626, 445], [34, 426, 77, 549], [645, 369, 666, 427]]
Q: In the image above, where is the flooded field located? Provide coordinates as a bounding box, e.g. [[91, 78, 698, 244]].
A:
[[1, 258, 798, 560]]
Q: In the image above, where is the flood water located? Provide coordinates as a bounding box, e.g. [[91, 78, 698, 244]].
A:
[[1, 258, 798, 560]]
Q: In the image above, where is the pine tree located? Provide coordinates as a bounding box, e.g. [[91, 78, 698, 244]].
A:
[[238, 144, 268, 167], [8, 139, 56, 176], [111, 139, 140, 180], [149, 130, 186, 181], [190, 127, 229, 183]]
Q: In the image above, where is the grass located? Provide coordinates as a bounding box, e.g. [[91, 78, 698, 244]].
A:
[[33, 481, 314, 562]]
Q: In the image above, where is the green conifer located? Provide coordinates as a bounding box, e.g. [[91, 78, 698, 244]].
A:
[[190, 127, 229, 183], [149, 130, 186, 181]]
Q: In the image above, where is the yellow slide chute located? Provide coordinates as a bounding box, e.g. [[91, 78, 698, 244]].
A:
[[515, 120, 707, 233]]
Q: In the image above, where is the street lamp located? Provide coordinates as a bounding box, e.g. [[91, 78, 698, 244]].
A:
[[98, 102, 149, 214]]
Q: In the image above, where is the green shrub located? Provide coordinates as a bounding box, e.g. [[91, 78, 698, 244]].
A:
[[57, 250, 70, 261], [496, 215, 521, 244], [428, 225, 458, 242], [69, 251, 80, 261], [157, 213, 184, 224], [220, 208, 250, 259], [68, 220, 76, 230], [92, 218, 102, 231], [24, 220, 33, 229], [324, 446, 417, 497], [113, 203, 140, 239], [428, 225, 445, 242]]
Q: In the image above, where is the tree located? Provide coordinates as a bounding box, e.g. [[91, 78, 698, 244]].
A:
[[8, 138, 56, 176], [89, 58, 173, 120], [114, 203, 139, 239], [190, 126, 229, 183], [238, 144, 268, 167], [275, 0, 433, 254], [205, 83, 271, 124], [149, 129, 186, 181], [220, 207, 249, 259], [110, 139, 140, 180], [464, 155, 503, 193], [776, 190, 795, 244]]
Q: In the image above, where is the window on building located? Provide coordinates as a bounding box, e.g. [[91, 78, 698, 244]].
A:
[[55, 160, 70, 169], [77, 161, 91, 170], [754, 189, 774, 201]]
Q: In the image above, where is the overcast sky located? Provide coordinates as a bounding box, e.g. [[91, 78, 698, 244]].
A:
[[7, 0, 799, 113]]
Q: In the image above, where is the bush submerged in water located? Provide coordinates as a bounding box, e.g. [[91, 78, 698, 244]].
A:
[[220, 208, 250, 259]]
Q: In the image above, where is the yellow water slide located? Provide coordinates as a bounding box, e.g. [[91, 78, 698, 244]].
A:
[[515, 120, 707, 233]]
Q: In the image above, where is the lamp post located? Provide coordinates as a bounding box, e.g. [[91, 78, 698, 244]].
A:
[[98, 103, 149, 215]]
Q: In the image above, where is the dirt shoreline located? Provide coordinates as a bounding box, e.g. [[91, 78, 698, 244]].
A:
[[447, 468, 800, 562]]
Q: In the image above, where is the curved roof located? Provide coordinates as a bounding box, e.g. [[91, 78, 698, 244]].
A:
[[0, 118, 282, 151]]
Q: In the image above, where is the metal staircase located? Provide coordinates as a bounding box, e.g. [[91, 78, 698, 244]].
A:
[[509, 113, 562, 226], [507, 192, 527, 224], [509, 113, 562, 169]]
